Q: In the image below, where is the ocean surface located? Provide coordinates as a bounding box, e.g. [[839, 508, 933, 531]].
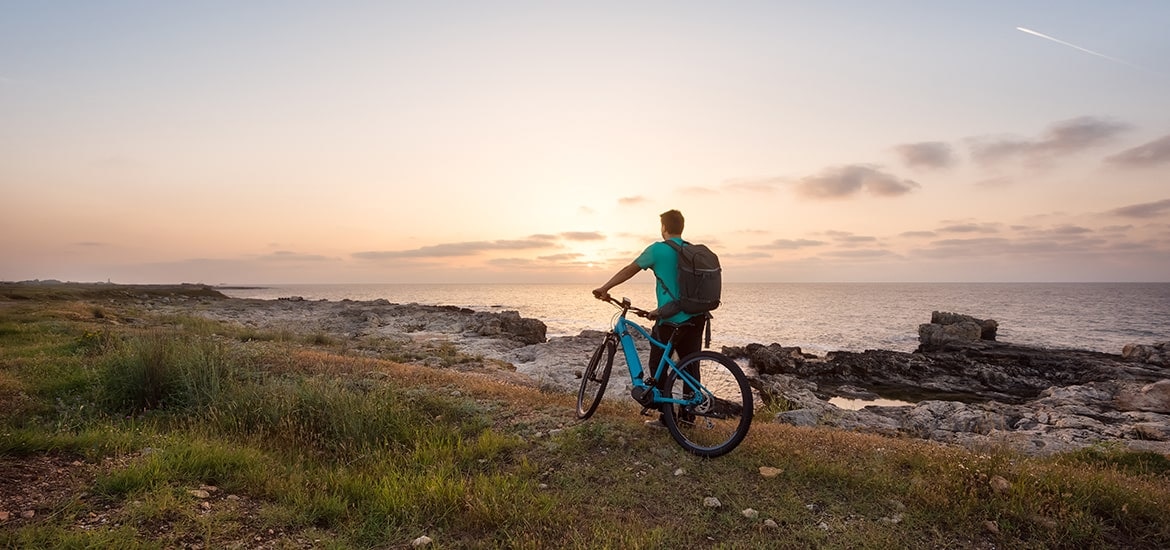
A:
[[218, 283, 1170, 355]]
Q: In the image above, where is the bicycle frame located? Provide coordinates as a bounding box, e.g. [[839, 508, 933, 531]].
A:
[[609, 302, 706, 409]]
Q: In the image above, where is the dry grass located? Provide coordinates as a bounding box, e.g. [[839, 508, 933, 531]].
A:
[[2, 289, 1169, 549]]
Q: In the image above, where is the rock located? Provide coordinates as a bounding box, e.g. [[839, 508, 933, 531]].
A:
[[703, 497, 722, 508], [21, 510, 35, 519], [775, 409, 820, 427], [742, 508, 759, 519], [0, 511, 9, 521], [758, 466, 783, 478], [919, 311, 999, 346], [989, 476, 1011, 494], [411, 535, 433, 547], [188, 489, 211, 499], [984, 520, 1000, 535], [1122, 342, 1169, 366], [764, 519, 779, 528], [1114, 379, 1170, 413]]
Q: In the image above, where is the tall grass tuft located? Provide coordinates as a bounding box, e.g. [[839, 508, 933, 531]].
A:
[[97, 330, 242, 414]]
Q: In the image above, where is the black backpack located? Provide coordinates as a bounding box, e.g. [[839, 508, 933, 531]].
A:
[[660, 240, 722, 315]]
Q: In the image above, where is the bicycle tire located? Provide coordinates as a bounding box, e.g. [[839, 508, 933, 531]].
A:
[[576, 335, 616, 419], [662, 351, 753, 457]]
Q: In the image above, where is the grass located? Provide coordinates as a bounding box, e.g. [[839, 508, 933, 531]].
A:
[[2, 290, 1169, 548]]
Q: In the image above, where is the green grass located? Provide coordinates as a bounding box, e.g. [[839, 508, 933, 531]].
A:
[[2, 294, 1169, 549]]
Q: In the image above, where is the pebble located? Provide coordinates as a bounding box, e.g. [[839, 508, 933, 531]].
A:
[[673, 468, 686, 476], [21, 510, 35, 519], [0, 511, 8, 521], [703, 497, 722, 508], [758, 466, 783, 477], [412, 535, 433, 547], [742, 508, 759, 519], [189, 490, 211, 499], [764, 519, 778, 528]]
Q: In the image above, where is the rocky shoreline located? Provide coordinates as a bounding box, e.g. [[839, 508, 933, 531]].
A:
[[122, 288, 1170, 456]]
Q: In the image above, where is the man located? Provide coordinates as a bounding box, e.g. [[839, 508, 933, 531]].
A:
[[592, 209, 706, 426]]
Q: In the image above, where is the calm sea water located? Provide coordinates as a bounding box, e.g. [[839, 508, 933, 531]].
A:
[[218, 283, 1170, 355]]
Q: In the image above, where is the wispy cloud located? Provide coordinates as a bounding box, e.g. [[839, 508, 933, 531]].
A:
[[794, 165, 919, 199], [618, 196, 647, 205], [894, 141, 956, 170], [559, 231, 604, 241], [723, 178, 784, 193], [749, 238, 826, 250], [969, 116, 1130, 167], [354, 239, 555, 260], [258, 251, 334, 262], [1105, 135, 1170, 168], [1108, 198, 1170, 219], [937, 222, 1000, 234], [823, 230, 878, 245]]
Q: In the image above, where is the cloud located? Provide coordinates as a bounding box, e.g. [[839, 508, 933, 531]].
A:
[[969, 116, 1130, 167], [794, 165, 919, 199], [899, 231, 937, 238], [618, 196, 647, 205], [1105, 135, 1170, 167], [1108, 198, 1170, 219], [259, 251, 333, 262], [353, 238, 554, 260], [559, 231, 604, 241], [823, 231, 877, 245], [750, 238, 826, 250], [537, 253, 584, 262], [894, 141, 956, 170], [723, 178, 783, 193], [75, 241, 106, 247], [937, 222, 1000, 234]]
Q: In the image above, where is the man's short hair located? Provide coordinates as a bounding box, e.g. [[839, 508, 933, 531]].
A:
[[660, 209, 685, 235]]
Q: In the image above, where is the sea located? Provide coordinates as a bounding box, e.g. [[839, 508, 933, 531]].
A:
[[217, 283, 1170, 355]]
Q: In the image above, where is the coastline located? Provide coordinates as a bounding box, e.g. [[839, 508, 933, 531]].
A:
[[4, 282, 1168, 456]]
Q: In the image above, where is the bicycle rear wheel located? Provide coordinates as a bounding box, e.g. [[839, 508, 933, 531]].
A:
[[576, 335, 616, 419], [662, 351, 753, 457]]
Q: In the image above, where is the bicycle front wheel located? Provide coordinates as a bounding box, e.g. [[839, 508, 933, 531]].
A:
[[576, 335, 616, 419], [662, 351, 753, 457]]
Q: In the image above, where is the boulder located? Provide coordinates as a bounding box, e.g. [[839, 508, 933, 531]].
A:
[[918, 311, 998, 347]]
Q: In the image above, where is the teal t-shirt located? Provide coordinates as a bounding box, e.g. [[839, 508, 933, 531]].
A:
[[634, 238, 692, 324]]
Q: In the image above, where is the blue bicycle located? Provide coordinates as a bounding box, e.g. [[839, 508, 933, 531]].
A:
[[577, 296, 753, 457]]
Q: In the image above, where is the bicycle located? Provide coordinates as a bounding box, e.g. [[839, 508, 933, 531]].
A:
[[576, 295, 753, 458]]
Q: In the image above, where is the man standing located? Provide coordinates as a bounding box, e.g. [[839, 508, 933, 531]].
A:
[[592, 209, 706, 425]]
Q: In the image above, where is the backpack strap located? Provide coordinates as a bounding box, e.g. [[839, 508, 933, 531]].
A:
[[654, 239, 687, 303]]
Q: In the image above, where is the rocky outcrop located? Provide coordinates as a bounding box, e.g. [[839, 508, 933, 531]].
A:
[[730, 316, 1170, 456], [1123, 342, 1170, 367], [917, 311, 998, 346]]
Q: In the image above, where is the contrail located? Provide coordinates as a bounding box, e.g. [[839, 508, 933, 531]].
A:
[[1016, 26, 1163, 78]]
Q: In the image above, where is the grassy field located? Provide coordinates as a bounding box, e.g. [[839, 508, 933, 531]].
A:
[[2, 285, 1168, 549]]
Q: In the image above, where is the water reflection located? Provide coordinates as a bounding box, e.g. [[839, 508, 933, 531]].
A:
[[829, 396, 915, 410]]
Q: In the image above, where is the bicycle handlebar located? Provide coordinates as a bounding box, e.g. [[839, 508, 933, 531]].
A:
[[595, 294, 655, 320]]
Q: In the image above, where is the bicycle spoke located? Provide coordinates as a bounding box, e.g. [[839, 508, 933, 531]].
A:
[[662, 351, 752, 457]]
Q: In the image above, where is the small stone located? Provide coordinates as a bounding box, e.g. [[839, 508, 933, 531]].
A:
[[879, 513, 903, 524], [200, 502, 212, 510], [764, 519, 778, 528], [703, 497, 722, 508], [989, 475, 1011, 494], [0, 511, 9, 521], [21, 510, 35, 519], [673, 468, 686, 476], [200, 485, 219, 493], [759, 466, 783, 478], [818, 521, 829, 531], [188, 490, 211, 499], [411, 535, 433, 547], [538, 483, 549, 490], [984, 520, 1000, 534], [742, 508, 759, 519]]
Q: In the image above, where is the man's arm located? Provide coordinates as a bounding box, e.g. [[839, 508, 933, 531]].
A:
[[592, 262, 641, 300]]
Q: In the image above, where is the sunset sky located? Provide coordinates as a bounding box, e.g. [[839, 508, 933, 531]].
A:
[[3, 2, 1169, 284]]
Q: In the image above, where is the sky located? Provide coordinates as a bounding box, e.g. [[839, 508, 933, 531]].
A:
[[3, 1, 1169, 284]]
